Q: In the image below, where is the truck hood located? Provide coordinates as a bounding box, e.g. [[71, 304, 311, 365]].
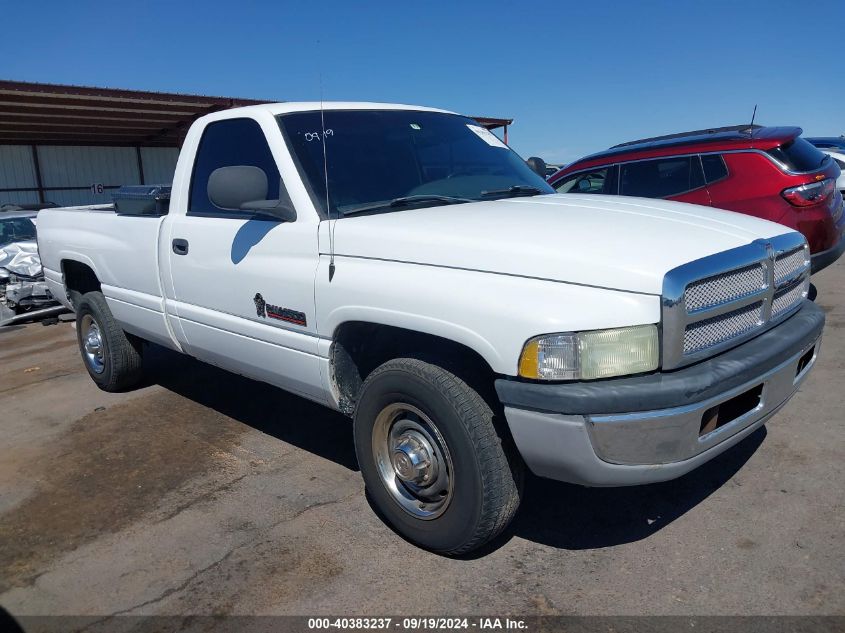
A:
[[324, 194, 792, 295]]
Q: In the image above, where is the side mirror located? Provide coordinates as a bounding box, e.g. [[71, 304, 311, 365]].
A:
[[207, 165, 296, 222], [208, 166, 267, 209], [526, 156, 547, 179], [241, 198, 297, 223]]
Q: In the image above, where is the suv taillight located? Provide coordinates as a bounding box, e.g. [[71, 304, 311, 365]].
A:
[[782, 178, 835, 207]]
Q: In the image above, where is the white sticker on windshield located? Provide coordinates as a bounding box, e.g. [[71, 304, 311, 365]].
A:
[[466, 124, 508, 149]]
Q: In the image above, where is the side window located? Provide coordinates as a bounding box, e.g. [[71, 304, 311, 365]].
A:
[[189, 118, 282, 216], [620, 157, 704, 198], [553, 166, 617, 195], [701, 154, 729, 184]]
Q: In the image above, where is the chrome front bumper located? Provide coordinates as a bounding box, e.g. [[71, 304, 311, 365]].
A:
[[496, 301, 824, 487], [587, 335, 819, 466]]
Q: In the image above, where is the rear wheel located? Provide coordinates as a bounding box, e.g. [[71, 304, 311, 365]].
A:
[[354, 358, 522, 555], [75, 291, 143, 391]]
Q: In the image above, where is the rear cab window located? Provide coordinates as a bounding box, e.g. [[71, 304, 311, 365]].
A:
[[766, 137, 829, 172]]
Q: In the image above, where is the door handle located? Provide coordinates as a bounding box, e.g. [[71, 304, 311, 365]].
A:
[[172, 238, 189, 255]]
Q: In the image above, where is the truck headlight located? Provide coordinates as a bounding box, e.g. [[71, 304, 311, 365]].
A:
[[518, 324, 659, 380]]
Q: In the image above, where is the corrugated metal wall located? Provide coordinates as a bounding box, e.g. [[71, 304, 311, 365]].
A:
[[140, 147, 180, 185], [0, 146, 40, 206], [43, 188, 114, 208], [38, 146, 140, 206], [0, 144, 179, 208]]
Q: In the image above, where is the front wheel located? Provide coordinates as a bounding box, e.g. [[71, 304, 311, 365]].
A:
[[354, 358, 522, 555], [75, 291, 144, 392]]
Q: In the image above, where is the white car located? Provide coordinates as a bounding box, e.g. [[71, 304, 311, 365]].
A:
[[36, 103, 824, 554], [0, 205, 63, 323], [820, 149, 845, 194]]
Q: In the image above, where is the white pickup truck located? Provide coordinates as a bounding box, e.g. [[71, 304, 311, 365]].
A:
[[37, 103, 824, 555]]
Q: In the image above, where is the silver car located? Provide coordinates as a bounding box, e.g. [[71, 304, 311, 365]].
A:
[[0, 203, 63, 323]]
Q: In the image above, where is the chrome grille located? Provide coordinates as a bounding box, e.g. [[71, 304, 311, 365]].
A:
[[772, 279, 808, 317], [684, 263, 765, 312], [662, 234, 810, 369], [683, 302, 764, 354], [773, 247, 808, 285]]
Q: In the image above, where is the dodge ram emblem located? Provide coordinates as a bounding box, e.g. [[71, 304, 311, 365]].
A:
[[253, 293, 266, 317], [252, 292, 307, 326]]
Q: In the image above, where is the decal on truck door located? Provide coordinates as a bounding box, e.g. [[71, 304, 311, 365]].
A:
[[253, 293, 307, 326]]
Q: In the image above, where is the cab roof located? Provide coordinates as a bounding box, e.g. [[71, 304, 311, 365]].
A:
[[197, 102, 459, 124]]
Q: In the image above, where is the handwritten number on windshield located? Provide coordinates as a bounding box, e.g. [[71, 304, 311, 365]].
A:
[[305, 129, 334, 142]]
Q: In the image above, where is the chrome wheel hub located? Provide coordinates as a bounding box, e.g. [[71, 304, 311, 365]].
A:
[[372, 403, 453, 519], [391, 430, 438, 484], [80, 314, 105, 374]]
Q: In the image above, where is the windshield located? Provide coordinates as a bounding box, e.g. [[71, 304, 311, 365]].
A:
[[277, 110, 553, 216], [0, 217, 37, 247]]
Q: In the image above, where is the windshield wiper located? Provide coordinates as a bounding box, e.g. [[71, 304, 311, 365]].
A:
[[480, 185, 544, 199], [340, 195, 472, 216]]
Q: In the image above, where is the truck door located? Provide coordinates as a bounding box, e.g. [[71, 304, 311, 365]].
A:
[[165, 117, 324, 403]]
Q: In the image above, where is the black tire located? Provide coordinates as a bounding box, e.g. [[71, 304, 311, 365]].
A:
[[75, 291, 143, 391], [68, 289, 82, 310], [354, 358, 522, 555]]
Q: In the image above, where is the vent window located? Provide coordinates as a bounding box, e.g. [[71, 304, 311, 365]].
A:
[[701, 154, 729, 183]]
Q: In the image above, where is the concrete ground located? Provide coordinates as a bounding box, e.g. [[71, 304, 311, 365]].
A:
[[0, 263, 843, 620]]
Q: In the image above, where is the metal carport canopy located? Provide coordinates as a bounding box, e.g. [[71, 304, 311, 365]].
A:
[[0, 80, 512, 147], [0, 80, 267, 147]]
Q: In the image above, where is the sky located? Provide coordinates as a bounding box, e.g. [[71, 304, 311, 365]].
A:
[[3, 0, 844, 165]]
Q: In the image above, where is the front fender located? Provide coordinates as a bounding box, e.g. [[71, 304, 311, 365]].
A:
[[315, 257, 660, 376]]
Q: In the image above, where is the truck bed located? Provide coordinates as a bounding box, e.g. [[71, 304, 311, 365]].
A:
[[40, 204, 116, 213], [36, 206, 175, 348]]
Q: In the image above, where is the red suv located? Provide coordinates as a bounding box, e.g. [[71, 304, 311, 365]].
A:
[[548, 125, 845, 272]]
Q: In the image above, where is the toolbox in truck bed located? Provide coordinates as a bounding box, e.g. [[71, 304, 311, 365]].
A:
[[111, 185, 171, 216]]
